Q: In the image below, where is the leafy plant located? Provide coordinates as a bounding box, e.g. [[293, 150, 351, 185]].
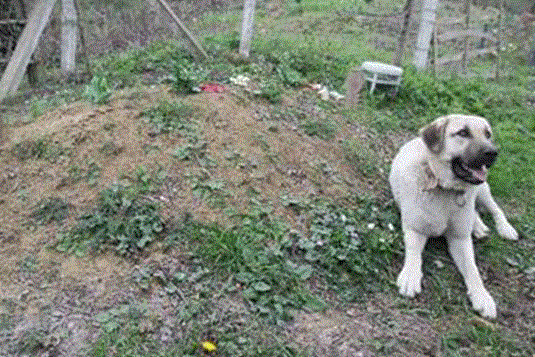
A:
[[30, 197, 71, 225], [172, 59, 209, 94], [272, 51, 305, 86], [11, 139, 69, 162], [84, 73, 113, 104], [300, 118, 336, 140], [259, 77, 283, 104], [284, 201, 401, 299], [54, 184, 163, 256], [142, 100, 195, 135], [341, 139, 380, 177]]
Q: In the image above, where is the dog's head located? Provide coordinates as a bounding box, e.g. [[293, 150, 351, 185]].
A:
[[420, 114, 497, 185]]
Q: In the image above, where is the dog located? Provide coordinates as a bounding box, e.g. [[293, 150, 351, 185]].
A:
[[389, 114, 518, 318]]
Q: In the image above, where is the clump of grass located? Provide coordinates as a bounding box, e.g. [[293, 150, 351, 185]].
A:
[[341, 139, 380, 177], [259, 77, 284, 104], [300, 118, 337, 140], [142, 100, 195, 134], [54, 184, 163, 257], [30, 197, 71, 225], [11, 138, 69, 162], [441, 323, 526, 356]]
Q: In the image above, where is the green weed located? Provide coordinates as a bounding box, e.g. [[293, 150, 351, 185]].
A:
[[30, 197, 71, 225], [11, 138, 69, 162], [259, 77, 284, 104], [54, 184, 163, 257], [441, 324, 527, 357], [172, 58, 209, 94], [142, 100, 195, 135], [84, 73, 113, 104], [341, 139, 379, 177], [300, 118, 337, 140], [95, 40, 188, 86]]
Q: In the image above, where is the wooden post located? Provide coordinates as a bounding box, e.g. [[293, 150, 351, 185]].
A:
[[153, 0, 208, 61], [239, 0, 256, 58], [0, 0, 57, 103], [461, 0, 470, 73], [413, 0, 439, 70], [74, 0, 91, 76], [393, 0, 415, 67], [495, 0, 504, 79], [61, 0, 77, 76]]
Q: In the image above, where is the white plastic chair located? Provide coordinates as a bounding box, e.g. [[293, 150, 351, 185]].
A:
[[361, 61, 403, 94]]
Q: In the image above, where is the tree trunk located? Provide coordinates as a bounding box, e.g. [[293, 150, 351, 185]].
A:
[[393, 0, 415, 67], [413, 0, 439, 70], [61, 0, 77, 77], [239, 0, 256, 58]]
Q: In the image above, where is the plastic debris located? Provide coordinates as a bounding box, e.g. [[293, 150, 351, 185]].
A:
[[230, 75, 251, 86], [311, 84, 345, 101], [200, 83, 226, 93]]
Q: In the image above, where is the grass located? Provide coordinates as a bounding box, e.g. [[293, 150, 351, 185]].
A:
[[54, 183, 163, 257]]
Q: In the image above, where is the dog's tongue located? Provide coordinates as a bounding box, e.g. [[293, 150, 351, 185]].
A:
[[470, 165, 488, 182]]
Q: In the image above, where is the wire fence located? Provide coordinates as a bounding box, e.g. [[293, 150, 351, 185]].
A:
[[1, 0, 533, 78]]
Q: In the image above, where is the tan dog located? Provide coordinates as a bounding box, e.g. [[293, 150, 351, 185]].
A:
[[389, 114, 518, 318]]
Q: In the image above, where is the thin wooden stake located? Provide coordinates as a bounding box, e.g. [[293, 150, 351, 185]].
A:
[[495, 0, 504, 79], [461, 0, 470, 73], [153, 0, 208, 61]]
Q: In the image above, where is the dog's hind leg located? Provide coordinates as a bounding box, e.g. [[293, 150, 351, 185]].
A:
[[476, 183, 518, 240], [447, 236, 497, 318], [397, 229, 428, 297]]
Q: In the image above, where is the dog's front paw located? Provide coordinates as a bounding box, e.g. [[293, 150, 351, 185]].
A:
[[473, 217, 490, 239], [397, 267, 422, 297], [469, 289, 497, 319], [497, 220, 518, 241]]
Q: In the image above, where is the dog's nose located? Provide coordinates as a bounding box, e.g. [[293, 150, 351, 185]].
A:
[[482, 148, 498, 166]]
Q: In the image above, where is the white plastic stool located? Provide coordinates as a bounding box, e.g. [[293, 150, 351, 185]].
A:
[[361, 61, 403, 94]]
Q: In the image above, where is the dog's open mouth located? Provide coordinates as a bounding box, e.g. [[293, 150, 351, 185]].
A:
[[452, 157, 489, 185]]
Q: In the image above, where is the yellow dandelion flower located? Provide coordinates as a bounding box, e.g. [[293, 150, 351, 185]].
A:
[[201, 341, 217, 352]]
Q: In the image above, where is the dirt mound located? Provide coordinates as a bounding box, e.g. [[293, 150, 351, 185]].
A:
[[0, 84, 398, 355]]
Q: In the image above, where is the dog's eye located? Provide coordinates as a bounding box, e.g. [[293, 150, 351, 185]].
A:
[[484, 129, 492, 139], [456, 128, 471, 138]]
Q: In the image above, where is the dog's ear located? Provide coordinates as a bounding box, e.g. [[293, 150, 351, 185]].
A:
[[420, 117, 449, 154]]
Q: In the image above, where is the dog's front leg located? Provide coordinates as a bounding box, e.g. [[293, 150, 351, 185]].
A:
[[476, 183, 518, 240], [447, 237, 497, 318], [397, 229, 428, 297]]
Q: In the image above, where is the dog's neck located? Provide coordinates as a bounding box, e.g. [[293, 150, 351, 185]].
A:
[[422, 158, 468, 193]]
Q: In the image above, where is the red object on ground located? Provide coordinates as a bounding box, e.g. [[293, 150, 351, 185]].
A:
[[200, 84, 226, 92]]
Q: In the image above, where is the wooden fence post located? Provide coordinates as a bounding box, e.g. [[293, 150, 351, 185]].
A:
[[413, 0, 439, 70], [0, 0, 57, 141], [461, 0, 471, 73], [495, 0, 504, 79], [0, 0, 57, 103], [393, 0, 415, 67], [61, 0, 77, 76], [239, 0, 256, 58]]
